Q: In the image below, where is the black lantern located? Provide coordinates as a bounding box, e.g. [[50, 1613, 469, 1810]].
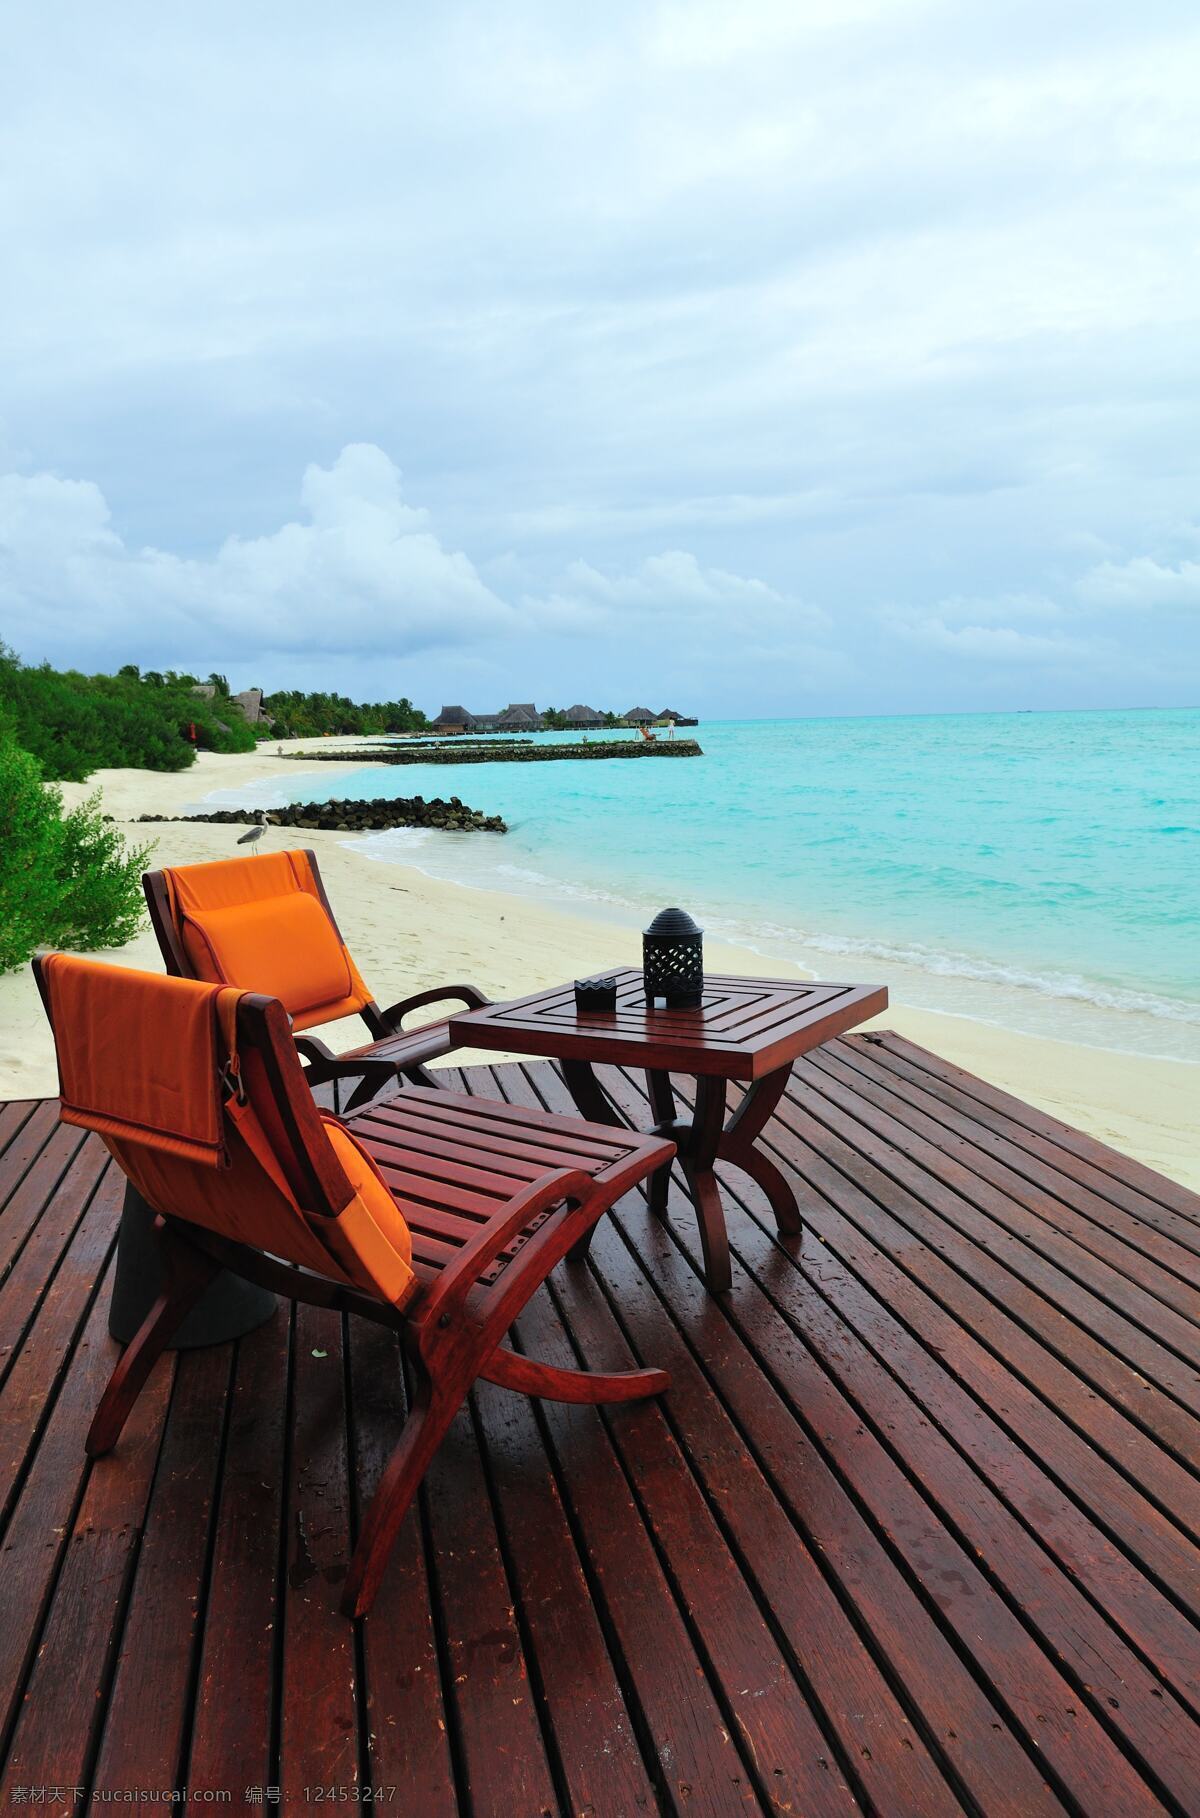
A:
[[642, 907, 704, 1008]]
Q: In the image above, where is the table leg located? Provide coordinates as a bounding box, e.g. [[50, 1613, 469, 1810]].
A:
[[561, 1057, 795, 1295], [718, 1065, 802, 1234], [560, 1058, 623, 1128], [645, 1070, 678, 1217], [679, 1077, 732, 1293]]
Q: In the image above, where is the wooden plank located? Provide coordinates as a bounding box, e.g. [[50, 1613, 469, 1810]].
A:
[[90, 1343, 233, 1796], [431, 1074, 700, 1817], [492, 1063, 969, 1815], [818, 1044, 1200, 1328], [0, 1161, 122, 1525], [436, 1055, 773, 1815], [728, 1084, 1200, 1685], [0, 1100, 37, 1161], [776, 1058, 1200, 1528], [349, 1319, 458, 1816], [278, 1304, 359, 1800], [586, 1065, 1172, 1815], [421, 1389, 559, 1817], [661, 1061, 1200, 1687], [580, 1207, 1043, 1817], [0, 1255, 126, 1750], [0, 1120, 88, 1283], [4, 1053, 1199, 1813], [471, 1372, 658, 1818], [871, 1031, 1200, 1224], [511, 1287, 773, 1816], [0, 1100, 59, 1212], [0, 1340, 172, 1809], [795, 1050, 1200, 1428], [521, 1066, 1071, 1817], [0, 1136, 108, 1394], [542, 1268, 883, 1814], [187, 1311, 289, 1799]]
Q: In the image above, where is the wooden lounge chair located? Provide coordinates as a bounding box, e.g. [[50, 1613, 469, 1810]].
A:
[[143, 848, 491, 1105], [33, 954, 674, 1618]]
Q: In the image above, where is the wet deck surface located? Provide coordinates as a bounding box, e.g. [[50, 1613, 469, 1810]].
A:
[[2, 1032, 1199, 1815]]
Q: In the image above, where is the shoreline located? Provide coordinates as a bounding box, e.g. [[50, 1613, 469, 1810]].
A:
[[2, 741, 1195, 1192]]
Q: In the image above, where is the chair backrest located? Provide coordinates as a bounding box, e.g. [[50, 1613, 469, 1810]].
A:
[[33, 953, 417, 1307], [144, 849, 379, 1035]]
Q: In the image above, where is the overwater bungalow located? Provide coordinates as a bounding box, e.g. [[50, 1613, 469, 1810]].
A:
[[496, 701, 542, 730], [432, 704, 477, 734], [623, 704, 656, 725], [565, 703, 604, 728]]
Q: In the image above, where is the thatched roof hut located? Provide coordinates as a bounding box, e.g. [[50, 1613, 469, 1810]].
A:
[[497, 702, 542, 730], [433, 704, 476, 733], [623, 706, 656, 724], [565, 704, 603, 727]]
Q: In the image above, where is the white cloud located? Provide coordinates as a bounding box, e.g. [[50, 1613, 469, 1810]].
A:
[[1075, 554, 1200, 610], [883, 609, 1100, 667], [2, 5, 1200, 711], [1, 445, 516, 668], [920, 590, 1065, 626], [527, 550, 827, 637], [1, 447, 821, 699]]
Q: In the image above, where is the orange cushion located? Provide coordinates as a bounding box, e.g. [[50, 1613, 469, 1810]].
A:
[[320, 1117, 417, 1307], [181, 892, 354, 1018]]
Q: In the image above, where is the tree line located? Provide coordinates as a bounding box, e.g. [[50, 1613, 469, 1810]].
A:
[[262, 688, 427, 739], [538, 707, 626, 730]]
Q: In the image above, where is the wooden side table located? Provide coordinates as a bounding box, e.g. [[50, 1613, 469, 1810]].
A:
[[450, 971, 887, 1292]]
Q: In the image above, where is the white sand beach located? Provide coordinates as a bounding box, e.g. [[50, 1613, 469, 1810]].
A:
[[3, 741, 1196, 1192]]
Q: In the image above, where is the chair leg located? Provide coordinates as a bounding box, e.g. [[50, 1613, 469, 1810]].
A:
[[86, 1220, 219, 1457], [342, 1373, 462, 1620], [481, 1343, 668, 1403]]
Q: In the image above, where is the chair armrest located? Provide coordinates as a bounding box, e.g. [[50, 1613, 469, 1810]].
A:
[[419, 1167, 595, 1329], [379, 983, 492, 1031], [295, 1042, 399, 1109]]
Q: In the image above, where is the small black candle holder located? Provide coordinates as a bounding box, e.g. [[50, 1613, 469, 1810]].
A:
[[574, 976, 618, 1013], [643, 907, 704, 1008]]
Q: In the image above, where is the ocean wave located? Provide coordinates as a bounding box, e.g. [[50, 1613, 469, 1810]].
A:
[[352, 832, 1200, 1032], [762, 926, 1200, 1027]]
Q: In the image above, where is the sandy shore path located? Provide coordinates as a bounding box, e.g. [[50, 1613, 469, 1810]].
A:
[[3, 740, 1196, 1192]]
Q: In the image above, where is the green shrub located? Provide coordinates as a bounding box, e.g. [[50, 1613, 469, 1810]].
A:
[[0, 730, 152, 972], [0, 647, 258, 782]]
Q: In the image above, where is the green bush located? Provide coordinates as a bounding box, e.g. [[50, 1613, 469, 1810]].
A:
[[0, 647, 258, 782], [0, 730, 152, 972]]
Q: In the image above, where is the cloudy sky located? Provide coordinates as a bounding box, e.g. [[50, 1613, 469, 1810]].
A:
[[2, 0, 1198, 718]]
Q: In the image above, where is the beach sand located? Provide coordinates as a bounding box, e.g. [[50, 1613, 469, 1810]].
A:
[[3, 741, 1196, 1192]]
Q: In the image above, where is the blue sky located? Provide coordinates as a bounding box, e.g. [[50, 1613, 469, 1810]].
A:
[[2, 0, 1198, 718]]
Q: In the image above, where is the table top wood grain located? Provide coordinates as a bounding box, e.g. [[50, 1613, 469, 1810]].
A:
[[448, 968, 888, 1079]]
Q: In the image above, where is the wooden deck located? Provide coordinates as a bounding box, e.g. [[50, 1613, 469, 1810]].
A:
[[2, 1033, 1199, 1815]]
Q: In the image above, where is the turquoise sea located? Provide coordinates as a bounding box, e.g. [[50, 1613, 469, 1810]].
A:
[[203, 709, 1200, 1065]]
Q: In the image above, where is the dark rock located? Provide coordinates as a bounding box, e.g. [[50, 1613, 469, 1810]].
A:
[[136, 794, 507, 835], [279, 739, 703, 766]]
